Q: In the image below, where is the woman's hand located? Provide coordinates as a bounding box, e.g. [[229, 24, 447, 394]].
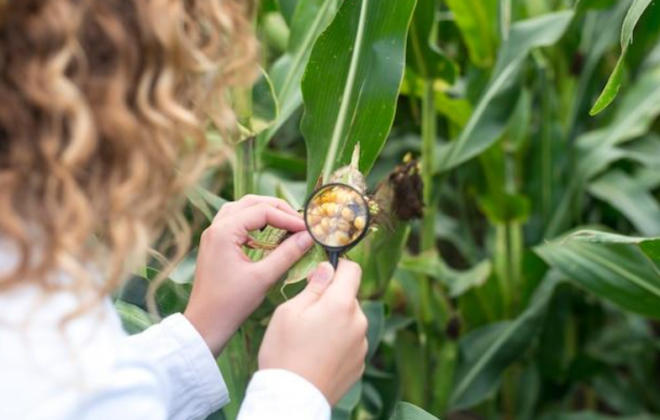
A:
[[258, 260, 368, 405], [184, 195, 314, 357]]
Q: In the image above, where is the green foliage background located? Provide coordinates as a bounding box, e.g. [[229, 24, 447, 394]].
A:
[[117, 0, 660, 419]]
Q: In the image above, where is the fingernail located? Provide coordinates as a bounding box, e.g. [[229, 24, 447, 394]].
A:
[[296, 231, 314, 250], [314, 262, 333, 284]]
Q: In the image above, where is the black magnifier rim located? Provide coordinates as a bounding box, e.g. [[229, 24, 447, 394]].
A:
[[303, 182, 371, 252]]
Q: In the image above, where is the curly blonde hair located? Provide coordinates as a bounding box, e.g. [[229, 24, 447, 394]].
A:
[[0, 0, 256, 314]]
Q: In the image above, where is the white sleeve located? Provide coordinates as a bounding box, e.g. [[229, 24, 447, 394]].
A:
[[69, 360, 169, 420], [237, 369, 331, 420], [127, 314, 230, 420]]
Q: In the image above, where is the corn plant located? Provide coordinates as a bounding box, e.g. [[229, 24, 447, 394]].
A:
[[116, 0, 660, 419]]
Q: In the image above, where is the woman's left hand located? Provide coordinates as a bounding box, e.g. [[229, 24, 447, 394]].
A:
[[184, 195, 314, 357]]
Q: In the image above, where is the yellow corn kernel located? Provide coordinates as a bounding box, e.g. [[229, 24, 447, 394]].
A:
[[341, 206, 355, 221], [311, 225, 325, 239], [335, 231, 350, 246], [322, 202, 338, 217], [354, 216, 366, 231]]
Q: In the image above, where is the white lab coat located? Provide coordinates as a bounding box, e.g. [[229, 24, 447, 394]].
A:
[[0, 248, 330, 420]]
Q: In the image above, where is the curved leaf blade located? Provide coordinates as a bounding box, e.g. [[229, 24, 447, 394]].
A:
[[389, 402, 439, 420], [588, 170, 660, 236], [444, 0, 498, 68], [259, 0, 341, 148], [435, 11, 574, 173], [547, 66, 660, 237], [407, 0, 457, 82], [536, 235, 660, 319], [301, 0, 416, 191], [566, 229, 660, 262], [450, 274, 560, 409], [590, 0, 655, 115]]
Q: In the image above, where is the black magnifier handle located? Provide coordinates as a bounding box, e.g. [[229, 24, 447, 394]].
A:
[[328, 251, 340, 270]]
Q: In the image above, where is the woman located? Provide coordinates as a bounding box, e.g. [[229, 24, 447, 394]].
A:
[[0, 1, 368, 420]]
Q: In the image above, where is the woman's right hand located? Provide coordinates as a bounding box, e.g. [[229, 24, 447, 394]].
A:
[[258, 260, 368, 405]]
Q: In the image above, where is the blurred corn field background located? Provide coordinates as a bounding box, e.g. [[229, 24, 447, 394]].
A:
[[115, 0, 660, 419]]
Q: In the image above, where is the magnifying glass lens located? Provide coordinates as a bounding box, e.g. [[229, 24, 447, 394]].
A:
[[305, 184, 369, 248]]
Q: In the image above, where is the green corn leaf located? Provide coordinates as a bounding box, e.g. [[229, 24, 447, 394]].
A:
[[283, 243, 325, 286], [590, 0, 655, 115], [575, 0, 619, 14], [542, 411, 660, 420], [450, 272, 561, 409], [332, 382, 363, 420], [563, 229, 660, 263], [186, 184, 227, 222], [389, 402, 439, 420], [588, 170, 660, 236], [115, 301, 154, 335], [349, 223, 411, 297], [547, 65, 660, 238], [444, 0, 499, 68], [219, 332, 251, 420], [363, 301, 386, 360], [435, 11, 574, 173], [259, 0, 341, 149], [277, 0, 299, 25], [407, 0, 457, 82], [536, 232, 660, 320], [236, 69, 279, 141], [301, 0, 416, 192]]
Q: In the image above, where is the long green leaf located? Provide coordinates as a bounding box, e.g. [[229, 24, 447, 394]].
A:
[[564, 229, 660, 262], [543, 411, 660, 420], [547, 65, 660, 237], [407, 0, 457, 81], [435, 11, 574, 173], [277, 0, 299, 25], [590, 0, 655, 115], [536, 233, 660, 319], [301, 0, 416, 191], [389, 402, 439, 420], [450, 273, 560, 409], [332, 382, 363, 420], [444, 0, 498, 68], [219, 332, 250, 420], [588, 170, 660, 236], [258, 0, 340, 149], [115, 301, 154, 335]]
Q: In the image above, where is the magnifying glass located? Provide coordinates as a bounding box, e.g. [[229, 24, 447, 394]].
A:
[[304, 183, 371, 269]]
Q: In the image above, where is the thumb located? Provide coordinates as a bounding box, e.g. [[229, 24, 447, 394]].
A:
[[290, 262, 335, 308], [254, 231, 314, 287]]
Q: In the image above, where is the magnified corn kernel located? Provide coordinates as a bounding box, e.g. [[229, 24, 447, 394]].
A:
[[336, 219, 350, 232], [311, 225, 325, 238], [306, 184, 369, 248], [329, 203, 340, 216], [334, 231, 350, 246], [341, 207, 355, 221]]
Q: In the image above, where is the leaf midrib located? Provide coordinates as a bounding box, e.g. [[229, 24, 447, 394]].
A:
[[451, 314, 526, 405], [439, 55, 524, 172], [321, 0, 370, 183], [571, 245, 660, 299]]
